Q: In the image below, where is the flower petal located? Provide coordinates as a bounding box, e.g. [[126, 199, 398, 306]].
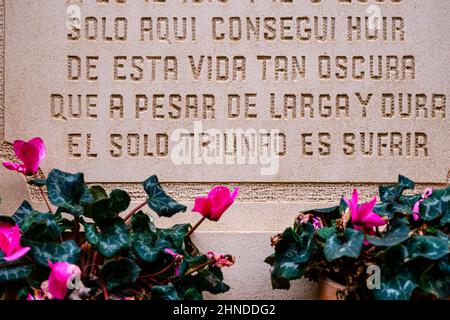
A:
[[4, 246, 31, 262], [2, 162, 26, 174], [192, 197, 211, 218]]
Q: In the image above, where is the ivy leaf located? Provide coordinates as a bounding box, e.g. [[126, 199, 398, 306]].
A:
[[366, 220, 410, 247], [196, 266, 230, 295], [271, 224, 315, 283], [379, 175, 415, 202], [441, 212, 450, 226], [133, 232, 160, 263], [83, 222, 100, 246], [21, 213, 61, 243], [131, 211, 157, 234], [12, 201, 34, 228], [304, 205, 341, 220], [89, 186, 108, 202], [151, 284, 180, 300], [405, 236, 449, 261], [96, 220, 131, 258], [324, 228, 364, 262], [0, 264, 33, 283], [317, 225, 337, 241], [102, 258, 141, 291], [420, 187, 450, 221], [27, 240, 80, 266], [418, 264, 450, 299], [143, 176, 187, 217], [46, 169, 94, 216], [158, 224, 190, 250], [374, 270, 417, 300], [183, 288, 203, 300]]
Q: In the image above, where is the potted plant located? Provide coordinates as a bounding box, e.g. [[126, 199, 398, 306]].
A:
[[265, 175, 449, 300], [0, 137, 238, 300]]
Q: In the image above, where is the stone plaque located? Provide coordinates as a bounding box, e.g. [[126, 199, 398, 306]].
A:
[[2, 0, 449, 184]]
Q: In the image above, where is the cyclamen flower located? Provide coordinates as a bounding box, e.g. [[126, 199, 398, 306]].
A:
[[3, 137, 46, 176], [412, 188, 433, 221], [0, 222, 30, 262], [48, 261, 81, 300], [193, 186, 239, 221], [344, 189, 386, 243], [27, 293, 44, 301], [207, 252, 235, 268]]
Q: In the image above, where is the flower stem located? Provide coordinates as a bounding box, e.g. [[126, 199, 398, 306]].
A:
[[186, 216, 207, 238], [183, 260, 215, 278], [38, 185, 53, 214], [124, 200, 148, 224], [74, 216, 80, 245], [101, 276, 109, 300]]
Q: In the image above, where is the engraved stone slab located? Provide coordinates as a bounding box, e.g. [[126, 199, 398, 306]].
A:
[[3, 0, 449, 183]]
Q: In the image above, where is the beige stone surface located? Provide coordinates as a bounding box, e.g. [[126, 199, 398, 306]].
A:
[[2, 0, 449, 183], [0, 158, 30, 215], [193, 232, 318, 300]]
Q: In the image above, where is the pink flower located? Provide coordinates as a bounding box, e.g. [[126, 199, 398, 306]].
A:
[[412, 188, 433, 221], [207, 252, 235, 268], [47, 261, 81, 300], [344, 189, 386, 244], [3, 137, 46, 176], [0, 222, 30, 262], [27, 293, 44, 300], [193, 186, 239, 221]]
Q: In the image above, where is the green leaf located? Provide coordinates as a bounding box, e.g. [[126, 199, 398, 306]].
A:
[[418, 264, 450, 299], [85, 189, 131, 227], [304, 205, 341, 220], [21, 213, 61, 242], [151, 284, 180, 300], [102, 257, 141, 291], [83, 222, 100, 246], [379, 175, 415, 202], [27, 240, 80, 266], [158, 224, 190, 250], [89, 186, 108, 202], [96, 220, 131, 258], [47, 169, 94, 216], [0, 264, 33, 283], [324, 228, 364, 262], [271, 224, 315, 282], [133, 232, 160, 263], [143, 176, 187, 217], [366, 220, 410, 247], [420, 187, 450, 221], [374, 270, 417, 300], [271, 276, 291, 290], [441, 212, 450, 225], [183, 288, 203, 300], [12, 201, 34, 228], [317, 225, 337, 241], [438, 255, 450, 274], [405, 236, 449, 261], [131, 211, 157, 234]]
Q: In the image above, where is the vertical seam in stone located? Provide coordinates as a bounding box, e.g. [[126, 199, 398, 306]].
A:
[[0, 0, 4, 143]]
